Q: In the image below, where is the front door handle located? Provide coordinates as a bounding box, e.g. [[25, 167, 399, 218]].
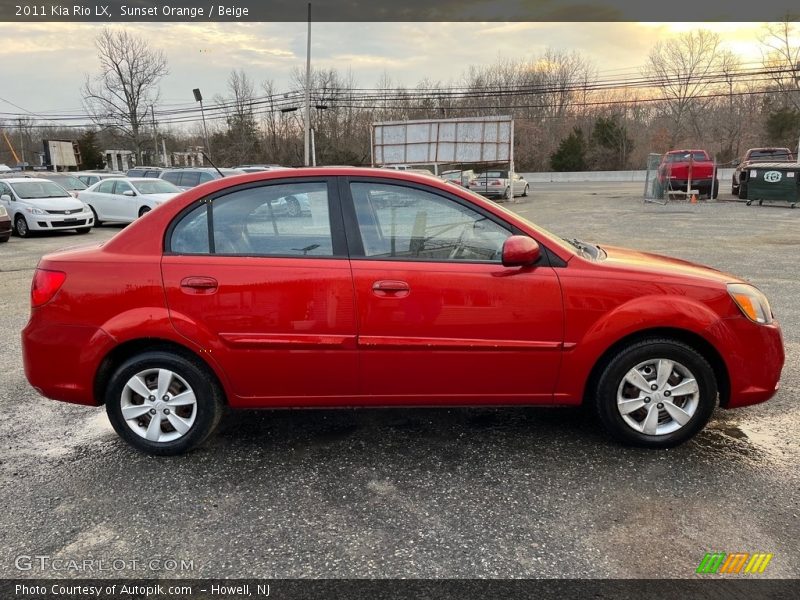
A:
[[180, 276, 218, 293], [372, 280, 410, 297]]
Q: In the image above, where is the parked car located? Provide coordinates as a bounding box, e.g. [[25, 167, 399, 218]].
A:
[[0, 203, 11, 242], [469, 170, 529, 200], [160, 168, 245, 191], [655, 150, 719, 199], [35, 173, 88, 197], [441, 169, 477, 187], [126, 167, 164, 178], [732, 147, 795, 197], [75, 171, 125, 187], [21, 168, 784, 455], [233, 165, 293, 173], [78, 177, 182, 224], [0, 178, 94, 237]]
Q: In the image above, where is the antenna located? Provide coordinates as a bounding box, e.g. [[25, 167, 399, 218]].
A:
[[202, 152, 225, 178]]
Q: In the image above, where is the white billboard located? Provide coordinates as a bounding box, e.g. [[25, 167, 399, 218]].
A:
[[46, 140, 78, 167], [371, 115, 513, 167]]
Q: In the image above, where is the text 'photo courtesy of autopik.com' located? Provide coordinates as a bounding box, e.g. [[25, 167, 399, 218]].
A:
[[0, 0, 798, 598]]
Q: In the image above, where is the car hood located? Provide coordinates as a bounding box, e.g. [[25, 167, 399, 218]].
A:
[[19, 197, 86, 211], [598, 245, 743, 286]]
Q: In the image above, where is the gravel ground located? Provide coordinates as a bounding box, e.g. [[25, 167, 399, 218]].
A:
[[0, 183, 797, 580]]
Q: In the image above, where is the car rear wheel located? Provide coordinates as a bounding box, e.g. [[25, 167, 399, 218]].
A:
[[593, 338, 717, 448], [503, 186, 512, 201], [14, 215, 30, 238], [105, 351, 225, 455], [522, 184, 530, 197], [739, 182, 748, 200], [138, 206, 151, 218]]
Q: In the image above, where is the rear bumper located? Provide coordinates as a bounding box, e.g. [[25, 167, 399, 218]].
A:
[[22, 320, 115, 406], [706, 317, 785, 409]]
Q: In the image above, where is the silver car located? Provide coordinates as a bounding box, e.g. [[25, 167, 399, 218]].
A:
[[469, 170, 530, 200]]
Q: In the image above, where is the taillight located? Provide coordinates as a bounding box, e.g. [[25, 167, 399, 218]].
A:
[[490, 180, 501, 185], [31, 269, 66, 307]]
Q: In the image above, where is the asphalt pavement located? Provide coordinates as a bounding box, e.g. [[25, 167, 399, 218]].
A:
[[0, 183, 797, 579]]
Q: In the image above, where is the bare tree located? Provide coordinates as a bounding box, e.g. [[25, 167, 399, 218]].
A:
[[82, 28, 168, 162], [760, 18, 800, 111], [645, 30, 722, 147]]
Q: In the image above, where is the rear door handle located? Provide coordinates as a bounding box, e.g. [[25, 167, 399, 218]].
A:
[[372, 280, 410, 297], [180, 276, 218, 293]]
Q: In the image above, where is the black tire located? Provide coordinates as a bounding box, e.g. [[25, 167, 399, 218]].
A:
[[739, 182, 748, 200], [286, 196, 301, 218], [75, 227, 91, 234], [592, 338, 718, 448], [522, 184, 530, 197], [105, 350, 225, 456], [0, 235, 9, 243], [14, 215, 30, 238], [138, 206, 151, 218], [710, 179, 719, 199], [89, 205, 103, 226], [503, 186, 512, 201], [731, 176, 739, 196]]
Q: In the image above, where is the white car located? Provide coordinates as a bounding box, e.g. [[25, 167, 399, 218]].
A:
[[78, 177, 182, 224], [0, 177, 94, 237], [469, 170, 530, 200]]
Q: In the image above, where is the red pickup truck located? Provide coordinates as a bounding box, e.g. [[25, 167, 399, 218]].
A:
[[655, 149, 719, 199]]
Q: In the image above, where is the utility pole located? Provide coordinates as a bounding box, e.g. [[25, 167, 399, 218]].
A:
[[304, 2, 312, 166], [150, 105, 158, 166], [17, 118, 26, 166]]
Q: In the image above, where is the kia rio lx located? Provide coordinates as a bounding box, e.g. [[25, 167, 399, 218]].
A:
[[22, 169, 784, 455]]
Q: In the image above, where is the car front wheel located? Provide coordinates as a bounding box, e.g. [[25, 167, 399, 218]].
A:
[[105, 351, 224, 455], [593, 338, 717, 448], [14, 215, 30, 238]]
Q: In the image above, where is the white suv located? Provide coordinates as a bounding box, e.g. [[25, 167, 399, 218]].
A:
[[0, 178, 94, 237]]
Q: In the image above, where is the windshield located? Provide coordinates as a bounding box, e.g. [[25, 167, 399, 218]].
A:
[[749, 150, 793, 161], [10, 181, 71, 199], [45, 175, 87, 190], [132, 180, 180, 194]]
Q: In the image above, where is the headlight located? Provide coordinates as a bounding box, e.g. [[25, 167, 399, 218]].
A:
[[26, 207, 46, 215], [0, 206, 7, 217], [728, 283, 773, 324]]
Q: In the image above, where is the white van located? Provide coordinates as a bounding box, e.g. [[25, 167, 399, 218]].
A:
[[0, 178, 94, 237]]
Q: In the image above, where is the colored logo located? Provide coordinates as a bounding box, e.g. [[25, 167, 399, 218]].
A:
[[696, 552, 773, 574], [764, 171, 782, 183]]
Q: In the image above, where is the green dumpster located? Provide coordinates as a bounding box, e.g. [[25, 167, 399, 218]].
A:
[[740, 162, 800, 208]]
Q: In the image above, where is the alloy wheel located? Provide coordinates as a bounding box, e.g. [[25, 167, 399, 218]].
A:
[[616, 358, 700, 436], [120, 368, 198, 443]]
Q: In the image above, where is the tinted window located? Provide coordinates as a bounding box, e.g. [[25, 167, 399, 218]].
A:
[[181, 172, 201, 187], [169, 182, 332, 257], [144, 170, 161, 178], [350, 182, 511, 261], [162, 172, 181, 185], [199, 171, 215, 183], [132, 180, 180, 194], [127, 169, 144, 177], [97, 180, 115, 194]]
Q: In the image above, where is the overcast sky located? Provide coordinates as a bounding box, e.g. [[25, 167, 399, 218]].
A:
[[0, 22, 780, 119]]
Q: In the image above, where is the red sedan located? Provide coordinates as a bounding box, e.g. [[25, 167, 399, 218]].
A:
[[22, 168, 784, 455]]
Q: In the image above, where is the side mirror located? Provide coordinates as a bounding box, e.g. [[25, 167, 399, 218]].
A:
[[502, 235, 541, 267], [122, 190, 136, 197], [0, 194, 11, 202]]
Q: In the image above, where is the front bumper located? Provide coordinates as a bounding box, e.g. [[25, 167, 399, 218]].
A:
[[27, 211, 94, 231], [706, 317, 785, 408]]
